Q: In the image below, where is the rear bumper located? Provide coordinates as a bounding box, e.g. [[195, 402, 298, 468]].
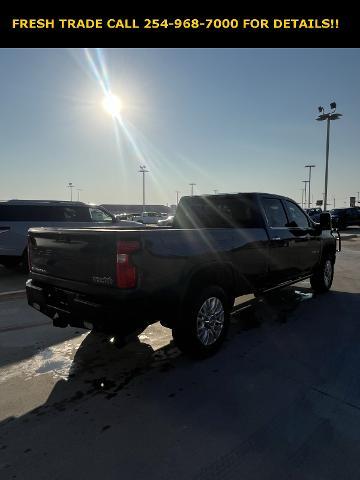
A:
[[26, 279, 155, 335]]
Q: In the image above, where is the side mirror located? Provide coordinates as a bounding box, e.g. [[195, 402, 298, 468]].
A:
[[319, 212, 332, 230]]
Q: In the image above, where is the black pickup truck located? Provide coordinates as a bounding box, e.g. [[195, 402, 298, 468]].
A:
[[27, 193, 338, 357]]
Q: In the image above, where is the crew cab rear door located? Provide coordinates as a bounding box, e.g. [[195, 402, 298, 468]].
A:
[[283, 200, 321, 275], [261, 197, 295, 284]]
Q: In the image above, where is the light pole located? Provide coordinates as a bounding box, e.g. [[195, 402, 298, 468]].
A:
[[189, 183, 196, 196], [305, 164, 315, 208], [176, 191, 181, 205], [77, 189, 83, 201], [138, 165, 149, 211], [302, 180, 309, 209], [301, 188, 305, 208], [316, 102, 342, 211], [214, 189, 219, 194], [67, 182, 75, 201]]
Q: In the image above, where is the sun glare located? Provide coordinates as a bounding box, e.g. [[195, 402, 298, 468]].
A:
[[102, 93, 122, 117]]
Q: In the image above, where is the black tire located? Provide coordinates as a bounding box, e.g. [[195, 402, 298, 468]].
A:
[[310, 254, 334, 293], [172, 285, 231, 358]]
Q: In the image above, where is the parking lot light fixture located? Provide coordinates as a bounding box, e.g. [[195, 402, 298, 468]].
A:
[[302, 180, 309, 209], [305, 165, 315, 208], [189, 183, 196, 196], [77, 189, 83, 201], [67, 182, 75, 201], [301, 188, 305, 208], [138, 165, 149, 211], [316, 102, 343, 212]]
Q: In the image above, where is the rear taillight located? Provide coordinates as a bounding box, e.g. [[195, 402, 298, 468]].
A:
[[116, 240, 140, 288]]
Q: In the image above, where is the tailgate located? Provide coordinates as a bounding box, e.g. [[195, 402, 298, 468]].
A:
[[28, 228, 139, 287]]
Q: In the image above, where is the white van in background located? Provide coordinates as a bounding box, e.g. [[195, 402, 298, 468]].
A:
[[0, 200, 141, 269]]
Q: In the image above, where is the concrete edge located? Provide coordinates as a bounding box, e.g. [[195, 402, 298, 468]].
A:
[[0, 289, 26, 300]]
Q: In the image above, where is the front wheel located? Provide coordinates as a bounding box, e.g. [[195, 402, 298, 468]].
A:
[[172, 286, 230, 358], [310, 255, 334, 293]]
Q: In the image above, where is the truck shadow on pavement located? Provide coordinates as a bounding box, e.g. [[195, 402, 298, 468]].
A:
[[4, 286, 317, 412], [0, 265, 27, 294], [2, 286, 360, 479]]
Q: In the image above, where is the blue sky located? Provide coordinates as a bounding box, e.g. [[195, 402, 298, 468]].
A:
[[1, 48, 359, 207]]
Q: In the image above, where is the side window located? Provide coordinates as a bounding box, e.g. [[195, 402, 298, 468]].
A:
[[262, 198, 288, 228], [284, 201, 310, 228], [0, 205, 56, 221], [89, 208, 113, 222], [57, 207, 90, 222], [175, 196, 262, 229]]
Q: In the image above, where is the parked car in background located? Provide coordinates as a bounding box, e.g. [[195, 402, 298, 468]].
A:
[[305, 207, 322, 216], [158, 215, 174, 226], [126, 213, 142, 222], [305, 207, 322, 223], [115, 213, 130, 221], [0, 200, 141, 269], [330, 207, 360, 230], [139, 211, 163, 224]]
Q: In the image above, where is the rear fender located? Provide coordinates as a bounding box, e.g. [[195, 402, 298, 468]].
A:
[[181, 262, 238, 307]]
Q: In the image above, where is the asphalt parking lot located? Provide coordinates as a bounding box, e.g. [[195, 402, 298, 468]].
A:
[[1, 233, 360, 479]]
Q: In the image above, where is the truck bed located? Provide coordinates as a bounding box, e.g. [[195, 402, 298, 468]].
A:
[[28, 225, 270, 297]]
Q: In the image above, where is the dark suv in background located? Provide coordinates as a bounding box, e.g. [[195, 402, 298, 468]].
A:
[[330, 207, 360, 230], [305, 207, 322, 223]]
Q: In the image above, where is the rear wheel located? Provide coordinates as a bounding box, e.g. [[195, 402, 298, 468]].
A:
[[172, 286, 230, 358], [310, 255, 334, 293]]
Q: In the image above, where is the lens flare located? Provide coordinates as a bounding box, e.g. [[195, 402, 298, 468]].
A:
[[82, 48, 212, 208], [102, 93, 122, 117]]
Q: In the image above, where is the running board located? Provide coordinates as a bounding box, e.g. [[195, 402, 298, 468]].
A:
[[258, 275, 312, 296]]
